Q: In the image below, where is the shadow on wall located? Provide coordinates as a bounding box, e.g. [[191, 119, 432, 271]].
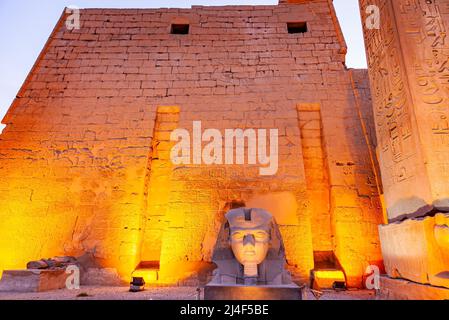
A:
[[388, 197, 449, 223], [322, 86, 385, 288], [201, 200, 246, 263]]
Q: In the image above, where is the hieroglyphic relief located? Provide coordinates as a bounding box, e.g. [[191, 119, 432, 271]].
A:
[[360, 0, 424, 214], [395, 0, 449, 159]]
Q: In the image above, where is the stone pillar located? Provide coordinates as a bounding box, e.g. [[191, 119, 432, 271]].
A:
[[359, 0, 449, 289]]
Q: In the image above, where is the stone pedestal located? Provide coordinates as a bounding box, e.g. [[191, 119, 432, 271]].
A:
[[0, 269, 68, 292], [204, 284, 304, 300]]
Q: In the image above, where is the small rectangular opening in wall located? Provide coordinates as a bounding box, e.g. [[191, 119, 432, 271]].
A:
[[287, 22, 308, 34], [171, 24, 190, 35]]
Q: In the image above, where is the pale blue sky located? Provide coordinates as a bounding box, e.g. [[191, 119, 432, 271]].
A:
[[0, 0, 365, 121]]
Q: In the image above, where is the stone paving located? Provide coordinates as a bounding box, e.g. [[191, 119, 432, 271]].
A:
[[0, 286, 377, 300]]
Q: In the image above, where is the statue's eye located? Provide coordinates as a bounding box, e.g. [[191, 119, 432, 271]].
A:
[[255, 231, 268, 240], [232, 232, 244, 240]]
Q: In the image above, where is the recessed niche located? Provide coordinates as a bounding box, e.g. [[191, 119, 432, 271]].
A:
[[171, 24, 190, 35], [287, 22, 308, 34]]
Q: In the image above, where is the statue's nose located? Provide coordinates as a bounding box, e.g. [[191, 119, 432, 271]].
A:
[[243, 234, 255, 246]]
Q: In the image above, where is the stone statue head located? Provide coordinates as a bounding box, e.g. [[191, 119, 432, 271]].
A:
[[210, 207, 292, 285], [227, 208, 271, 268]]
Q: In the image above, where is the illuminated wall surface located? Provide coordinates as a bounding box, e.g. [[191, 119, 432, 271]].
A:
[[0, 0, 384, 287]]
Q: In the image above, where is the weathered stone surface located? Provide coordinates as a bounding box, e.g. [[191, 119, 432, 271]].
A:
[[0, 270, 68, 292], [204, 284, 304, 300], [360, 0, 449, 221], [0, 1, 383, 288], [27, 256, 78, 270], [81, 268, 123, 286], [379, 213, 449, 289], [359, 0, 449, 295], [380, 276, 449, 300], [246, 192, 298, 226]]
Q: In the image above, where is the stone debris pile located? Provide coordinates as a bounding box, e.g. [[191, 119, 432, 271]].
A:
[[26, 256, 78, 270]]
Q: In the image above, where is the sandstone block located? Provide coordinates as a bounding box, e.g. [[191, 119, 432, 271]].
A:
[[379, 214, 449, 289], [0, 270, 68, 293]]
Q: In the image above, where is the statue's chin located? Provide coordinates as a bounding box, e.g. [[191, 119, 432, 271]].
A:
[[237, 256, 265, 265], [234, 249, 269, 266]]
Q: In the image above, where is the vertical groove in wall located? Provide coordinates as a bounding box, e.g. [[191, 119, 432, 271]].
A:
[[297, 103, 333, 252], [349, 69, 388, 224], [139, 106, 180, 264]]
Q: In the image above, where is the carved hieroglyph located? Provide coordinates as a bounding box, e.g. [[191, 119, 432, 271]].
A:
[[392, 0, 449, 212], [0, 1, 383, 287], [360, 0, 449, 221]]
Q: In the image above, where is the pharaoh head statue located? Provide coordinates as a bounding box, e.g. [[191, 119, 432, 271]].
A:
[[210, 207, 292, 286], [227, 208, 271, 276]]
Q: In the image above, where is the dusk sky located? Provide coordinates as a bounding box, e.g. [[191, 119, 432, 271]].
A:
[[0, 0, 365, 122]]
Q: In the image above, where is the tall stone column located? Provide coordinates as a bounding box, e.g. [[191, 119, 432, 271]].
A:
[[360, 0, 449, 290]]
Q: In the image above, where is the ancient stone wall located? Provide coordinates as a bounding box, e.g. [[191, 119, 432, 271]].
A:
[[0, 0, 383, 287]]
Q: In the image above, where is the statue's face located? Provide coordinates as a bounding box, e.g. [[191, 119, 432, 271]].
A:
[[230, 228, 270, 265]]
